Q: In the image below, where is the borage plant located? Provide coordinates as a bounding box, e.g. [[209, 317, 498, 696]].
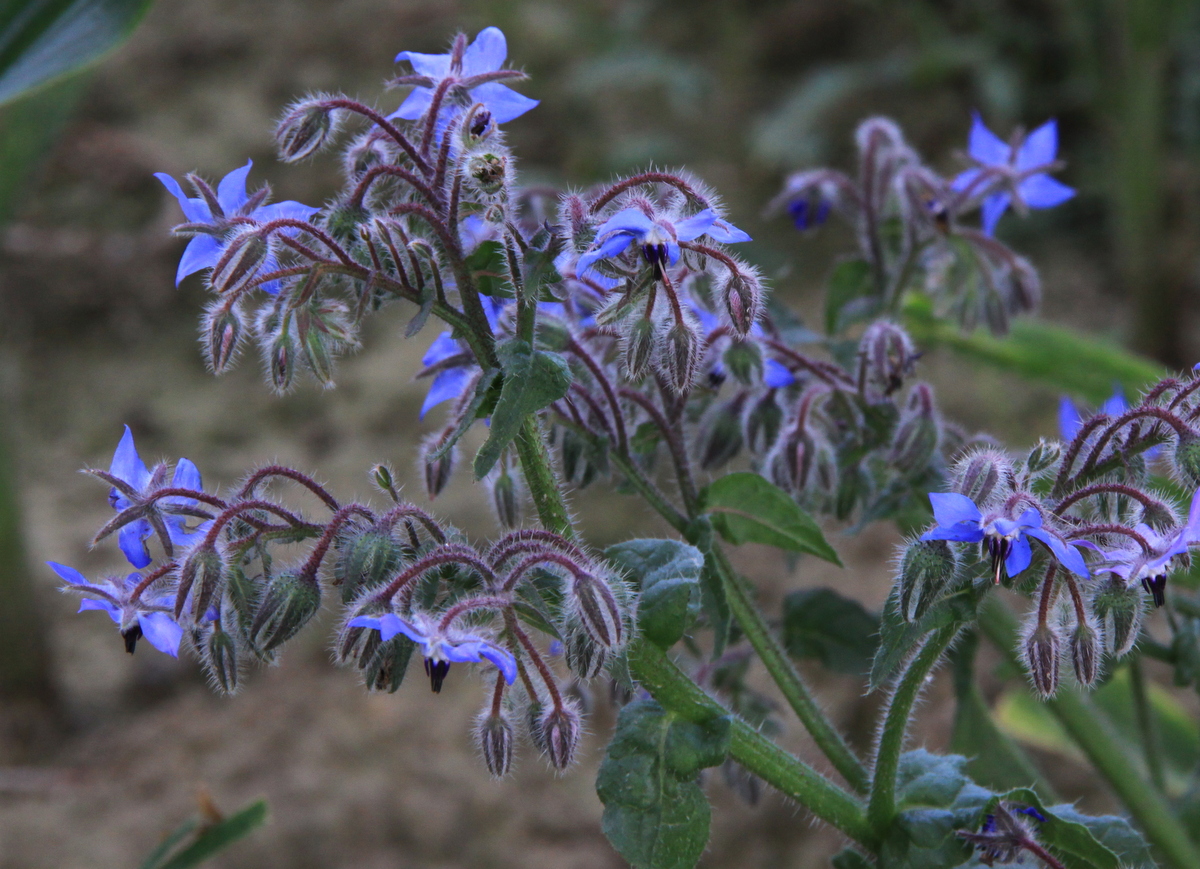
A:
[[52, 25, 1200, 869]]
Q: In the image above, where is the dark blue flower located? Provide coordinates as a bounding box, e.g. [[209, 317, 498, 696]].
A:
[[155, 160, 319, 289], [1094, 487, 1200, 606], [392, 27, 538, 125], [683, 294, 795, 389], [576, 208, 750, 278], [348, 611, 517, 692], [954, 113, 1075, 235], [418, 295, 506, 418], [921, 492, 1088, 583], [787, 197, 831, 231], [48, 563, 184, 656], [1058, 385, 1127, 441]]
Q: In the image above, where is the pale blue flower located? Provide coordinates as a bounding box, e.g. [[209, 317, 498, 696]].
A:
[[1094, 487, 1200, 606], [576, 208, 750, 277], [48, 563, 183, 656]]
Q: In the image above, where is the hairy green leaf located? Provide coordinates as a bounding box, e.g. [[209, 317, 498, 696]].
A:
[[606, 539, 703, 648], [701, 472, 841, 565], [781, 586, 879, 675]]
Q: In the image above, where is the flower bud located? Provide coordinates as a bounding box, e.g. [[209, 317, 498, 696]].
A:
[[175, 542, 226, 621], [1070, 619, 1102, 687], [299, 322, 336, 387], [420, 434, 457, 499], [371, 463, 400, 502], [563, 629, 607, 679], [203, 626, 241, 695], [476, 712, 514, 777], [538, 702, 582, 770], [250, 570, 321, 653], [858, 320, 916, 397], [276, 99, 342, 162], [744, 392, 782, 454], [658, 320, 699, 395], [1092, 580, 1144, 657], [343, 131, 391, 180], [203, 300, 246, 374], [334, 528, 403, 604], [951, 449, 1013, 507], [720, 268, 762, 337], [623, 317, 656, 381], [572, 572, 625, 651], [897, 538, 957, 622], [211, 229, 271, 295], [362, 635, 416, 693], [265, 329, 296, 394], [465, 151, 508, 196], [1025, 438, 1062, 476], [890, 383, 939, 475], [1021, 621, 1062, 698], [699, 397, 746, 470], [1174, 431, 1200, 488], [489, 468, 522, 529]]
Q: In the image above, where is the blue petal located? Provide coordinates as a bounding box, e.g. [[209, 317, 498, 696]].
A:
[[1005, 535, 1033, 576], [706, 217, 751, 244], [981, 193, 1011, 235], [928, 492, 982, 528], [78, 598, 121, 622], [470, 82, 538, 124], [477, 642, 518, 684], [481, 294, 507, 327], [1017, 119, 1058, 170], [423, 332, 461, 367], [1058, 396, 1081, 440], [171, 457, 202, 493], [1015, 508, 1043, 530], [119, 519, 154, 569], [395, 49, 451, 78], [463, 27, 507, 76], [421, 368, 474, 418], [111, 426, 151, 490], [139, 612, 184, 657], [379, 613, 424, 644], [594, 208, 655, 240], [673, 209, 716, 242], [763, 359, 795, 388], [1019, 173, 1075, 210], [1100, 386, 1128, 418], [392, 86, 434, 121], [922, 523, 985, 543], [577, 232, 635, 275], [951, 167, 983, 194], [1026, 527, 1089, 577], [1177, 486, 1200, 549], [154, 173, 211, 223], [252, 200, 322, 228], [176, 235, 222, 284], [665, 240, 681, 265], [968, 112, 1010, 166], [687, 301, 719, 334], [217, 161, 253, 214], [48, 560, 96, 588]]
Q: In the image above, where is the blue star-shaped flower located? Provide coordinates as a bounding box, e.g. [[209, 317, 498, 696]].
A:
[[417, 295, 506, 418], [1094, 487, 1200, 606], [576, 208, 751, 278], [392, 27, 538, 125], [155, 160, 320, 289], [107, 426, 209, 569], [347, 611, 517, 692], [921, 492, 1088, 583], [48, 563, 184, 656], [953, 113, 1075, 235]]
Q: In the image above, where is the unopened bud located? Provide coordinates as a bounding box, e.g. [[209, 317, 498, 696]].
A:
[[890, 384, 939, 474], [175, 543, 226, 621], [573, 573, 625, 651], [721, 269, 762, 337], [859, 321, 916, 397], [489, 469, 522, 529], [362, 635, 416, 693], [952, 449, 1012, 507], [1093, 580, 1144, 656], [1070, 619, 1101, 687], [1174, 431, 1200, 488], [897, 539, 957, 622], [721, 340, 763, 386], [700, 397, 745, 470], [211, 229, 271, 295], [323, 203, 370, 246], [343, 132, 391, 179], [299, 322, 336, 387], [204, 626, 241, 694], [334, 528, 403, 604], [1025, 439, 1062, 476], [538, 702, 582, 770], [564, 629, 607, 679], [476, 712, 514, 777], [203, 300, 246, 375], [744, 392, 782, 454], [371, 463, 400, 502], [1021, 621, 1062, 698], [623, 318, 656, 380], [276, 100, 342, 162], [250, 570, 321, 652], [658, 321, 699, 395], [420, 434, 457, 499], [265, 329, 295, 394], [466, 151, 507, 196]]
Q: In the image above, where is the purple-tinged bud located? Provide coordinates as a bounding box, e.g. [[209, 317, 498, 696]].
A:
[[211, 229, 271, 295], [202, 300, 246, 375], [744, 392, 782, 454], [1173, 431, 1200, 488], [951, 448, 1013, 507], [487, 468, 522, 529], [890, 383, 939, 474], [572, 572, 625, 651], [623, 317, 656, 381], [175, 542, 226, 621], [1070, 619, 1102, 687], [476, 711, 514, 777], [465, 151, 507, 196], [465, 108, 494, 142], [897, 538, 957, 622], [276, 98, 343, 162], [858, 321, 916, 398], [699, 397, 746, 470], [983, 290, 1011, 336], [1010, 255, 1041, 314], [250, 570, 321, 653], [203, 626, 241, 695], [1092, 579, 1143, 657], [658, 320, 700, 395], [564, 629, 607, 679], [1021, 620, 1062, 698], [333, 528, 403, 604], [719, 267, 762, 338], [363, 635, 416, 693], [299, 321, 336, 387], [538, 701, 582, 770], [420, 433, 457, 500], [264, 329, 296, 394], [1025, 439, 1061, 476]]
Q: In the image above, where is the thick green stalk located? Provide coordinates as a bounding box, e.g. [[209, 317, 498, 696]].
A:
[[626, 638, 874, 846], [709, 545, 869, 793], [513, 417, 573, 539], [979, 600, 1200, 869], [867, 625, 959, 832]]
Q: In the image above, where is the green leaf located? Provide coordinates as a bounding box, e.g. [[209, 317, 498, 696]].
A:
[[869, 584, 980, 692], [473, 339, 571, 478], [781, 587, 879, 675], [0, 74, 86, 224], [428, 367, 499, 461], [596, 699, 731, 869], [902, 294, 1164, 402], [824, 258, 877, 335], [465, 240, 511, 298], [701, 472, 841, 565], [141, 799, 268, 869], [0, 0, 154, 105], [605, 539, 703, 649]]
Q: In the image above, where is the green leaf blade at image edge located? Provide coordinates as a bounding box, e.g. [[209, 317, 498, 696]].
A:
[[596, 699, 731, 869], [605, 539, 704, 649], [140, 798, 268, 869], [701, 472, 841, 566], [0, 0, 156, 106]]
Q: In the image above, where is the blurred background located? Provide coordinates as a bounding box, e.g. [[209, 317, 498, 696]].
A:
[[1, 0, 1199, 866]]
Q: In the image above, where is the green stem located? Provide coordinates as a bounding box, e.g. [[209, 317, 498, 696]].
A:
[[513, 416, 573, 539], [609, 451, 689, 535], [709, 545, 870, 793], [867, 625, 958, 832], [979, 599, 1200, 869], [626, 638, 874, 846], [1129, 655, 1166, 792]]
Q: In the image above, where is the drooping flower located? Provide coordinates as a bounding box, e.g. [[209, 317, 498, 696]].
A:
[[921, 492, 1088, 583], [106, 426, 210, 569], [1058, 385, 1128, 441], [347, 611, 517, 692], [155, 160, 320, 289], [417, 294, 506, 418], [392, 27, 538, 125], [1093, 487, 1200, 606], [953, 113, 1075, 235], [48, 563, 184, 656], [575, 208, 751, 279]]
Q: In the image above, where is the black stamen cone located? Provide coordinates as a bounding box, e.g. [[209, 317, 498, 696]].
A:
[[643, 243, 669, 282], [425, 658, 451, 693], [988, 538, 1012, 585], [122, 624, 143, 655], [1142, 574, 1167, 608]]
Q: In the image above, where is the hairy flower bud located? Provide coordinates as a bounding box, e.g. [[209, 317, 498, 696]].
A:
[[211, 229, 271, 295], [858, 320, 916, 398], [890, 383, 939, 474], [343, 131, 392, 180], [1070, 619, 1102, 687], [202, 300, 246, 375], [264, 328, 296, 394], [951, 449, 1013, 507], [420, 434, 457, 499], [276, 99, 342, 162], [699, 397, 746, 470], [465, 151, 508, 196], [744, 392, 782, 454], [572, 572, 625, 651], [362, 635, 416, 693], [623, 317, 656, 381], [203, 626, 241, 694], [721, 340, 763, 387], [897, 538, 957, 622], [563, 628, 607, 679], [1092, 580, 1144, 657], [175, 542, 226, 621], [720, 267, 762, 337], [658, 320, 700, 395], [334, 528, 403, 604], [299, 321, 336, 387], [476, 711, 514, 777], [1173, 431, 1200, 488], [1021, 621, 1062, 698], [250, 571, 321, 652], [489, 468, 522, 529], [538, 701, 582, 770], [1025, 438, 1062, 476]]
